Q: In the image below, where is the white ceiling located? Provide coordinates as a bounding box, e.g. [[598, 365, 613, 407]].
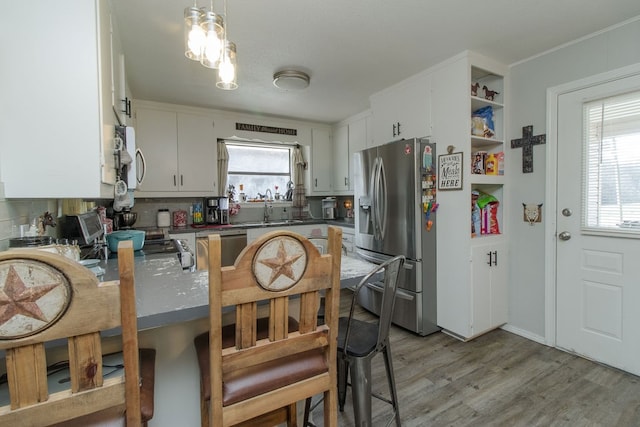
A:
[[112, 0, 640, 124]]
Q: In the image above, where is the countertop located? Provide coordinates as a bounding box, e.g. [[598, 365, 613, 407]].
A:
[[100, 251, 376, 331], [164, 218, 353, 235]]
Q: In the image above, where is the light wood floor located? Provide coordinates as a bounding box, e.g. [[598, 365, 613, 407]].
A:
[[308, 290, 640, 426]]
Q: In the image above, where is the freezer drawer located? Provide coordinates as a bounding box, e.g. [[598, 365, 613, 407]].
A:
[[355, 279, 439, 336]]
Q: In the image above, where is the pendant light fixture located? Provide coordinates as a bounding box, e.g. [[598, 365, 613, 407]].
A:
[[184, 0, 237, 88], [184, 3, 206, 60], [200, 1, 224, 69], [216, 0, 238, 90]]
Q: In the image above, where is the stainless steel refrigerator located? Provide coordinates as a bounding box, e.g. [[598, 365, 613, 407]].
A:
[[354, 138, 439, 336]]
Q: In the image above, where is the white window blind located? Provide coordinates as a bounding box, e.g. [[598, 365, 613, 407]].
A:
[[226, 142, 292, 199], [582, 90, 640, 231]]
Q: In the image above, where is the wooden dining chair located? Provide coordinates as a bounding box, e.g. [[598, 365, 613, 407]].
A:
[[0, 241, 155, 426], [200, 226, 342, 427]]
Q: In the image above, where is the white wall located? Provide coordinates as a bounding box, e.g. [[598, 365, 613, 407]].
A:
[[507, 17, 640, 339]]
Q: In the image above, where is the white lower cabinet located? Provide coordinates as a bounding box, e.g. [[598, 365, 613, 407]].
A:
[[470, 241, 508, 337]]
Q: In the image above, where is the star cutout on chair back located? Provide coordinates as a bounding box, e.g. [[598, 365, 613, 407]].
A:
[[253, 237, 307, 291], [0, 261, 70, 339]]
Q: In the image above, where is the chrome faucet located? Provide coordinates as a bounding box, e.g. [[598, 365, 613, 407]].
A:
[[264, 189, 273, 222]]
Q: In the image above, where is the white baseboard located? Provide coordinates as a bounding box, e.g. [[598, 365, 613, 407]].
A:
[[500, 323, 547, 346]]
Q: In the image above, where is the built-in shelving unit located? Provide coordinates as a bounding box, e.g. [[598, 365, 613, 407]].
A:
[[432, 52, 508, 340]]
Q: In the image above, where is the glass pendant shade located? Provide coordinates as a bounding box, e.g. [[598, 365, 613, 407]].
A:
[[199, 11, 224, 68], [216, 41, 238, 90], [184, 6, 206, 60]]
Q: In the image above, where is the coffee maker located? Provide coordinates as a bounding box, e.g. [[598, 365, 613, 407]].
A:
[[322, 197, 337, 220], [205, 197, 230, 225]]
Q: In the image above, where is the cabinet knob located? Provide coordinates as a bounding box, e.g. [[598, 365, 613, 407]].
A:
[[397, 122, 401, 135], [392, 123, 397, 137]]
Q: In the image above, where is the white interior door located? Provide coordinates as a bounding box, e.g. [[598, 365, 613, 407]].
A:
[[556, 73, 640, 375]]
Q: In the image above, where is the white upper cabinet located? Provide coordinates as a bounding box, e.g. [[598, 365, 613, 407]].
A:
[[332, 113, 369, 194], [308, 127, 333, 194], [332, 124, 349, 192], [134, 104, 219, 197], [369, 72, 432, 147], [0, 0, 118, 198]]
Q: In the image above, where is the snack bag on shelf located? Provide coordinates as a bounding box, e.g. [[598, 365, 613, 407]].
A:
[[471, 106, 495, 138], [485, 153, 497, 175], [475, 192, 500, 235], [471, 190, 481, 237], [495, 152, 505, 175], [472, 151, 486, 174]]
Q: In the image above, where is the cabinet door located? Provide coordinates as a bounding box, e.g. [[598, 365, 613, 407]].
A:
[[177, 113, 218, 193], [348, 118, 367, 191], [310, 128, 332, 193], [333, 125, 349, 191], [471, 241, 507, 336], [136, 108, 179, 191], [370, 73, 431, 146]]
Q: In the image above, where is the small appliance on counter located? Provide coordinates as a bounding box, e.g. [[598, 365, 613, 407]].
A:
[[205, 197, 230, 225], [60, 211, 107, 259], [113, 209, 137, 230], [322, 197, 337, 220], [60, 211, 104, 247]]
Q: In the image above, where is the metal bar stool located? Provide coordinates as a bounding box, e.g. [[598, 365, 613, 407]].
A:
[[304, 255, 405, 427]]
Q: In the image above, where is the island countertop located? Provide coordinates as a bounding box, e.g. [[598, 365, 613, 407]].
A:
[[99, 251, 377, 331]]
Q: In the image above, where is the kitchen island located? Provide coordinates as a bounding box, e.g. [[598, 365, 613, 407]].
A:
[[97, 248, 377, 426]]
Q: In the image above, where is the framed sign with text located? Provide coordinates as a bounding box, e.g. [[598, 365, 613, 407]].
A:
[[438, 152, 463, 190]]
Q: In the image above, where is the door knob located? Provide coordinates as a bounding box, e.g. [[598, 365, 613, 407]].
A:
[[558, 231, 571, 241], [562, 208, 572, 217]]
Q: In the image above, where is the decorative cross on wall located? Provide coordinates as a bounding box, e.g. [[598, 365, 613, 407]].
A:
[[510, 125, 546, 173]]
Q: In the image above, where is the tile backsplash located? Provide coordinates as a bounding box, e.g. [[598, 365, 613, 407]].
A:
[[0, 197, 58, 251], [0, 192, 355, 251]]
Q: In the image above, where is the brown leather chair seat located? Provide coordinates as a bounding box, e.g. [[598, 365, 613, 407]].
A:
[[194, 316, 327, 406], [139, 348, 156, 423]]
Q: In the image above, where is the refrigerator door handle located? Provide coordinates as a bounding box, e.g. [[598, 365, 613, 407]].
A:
[[378, 157, 388, 240], [371, 157, 380, 240], [364, 281, 415, 301]]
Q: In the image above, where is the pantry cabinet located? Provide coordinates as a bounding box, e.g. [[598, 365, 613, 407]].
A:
[[332, 114, 368, 193], [307, 128, 333, 194], [0, 0, 118, 198], [369, 71, 432, 147], [134, 104, 220, 197], [432, 51, 509, 340]]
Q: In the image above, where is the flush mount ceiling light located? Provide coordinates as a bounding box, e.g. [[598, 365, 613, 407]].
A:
[[273, 70, 310, 91]]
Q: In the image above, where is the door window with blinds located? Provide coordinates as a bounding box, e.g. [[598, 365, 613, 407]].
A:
[[583, 90, 640, 232]]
